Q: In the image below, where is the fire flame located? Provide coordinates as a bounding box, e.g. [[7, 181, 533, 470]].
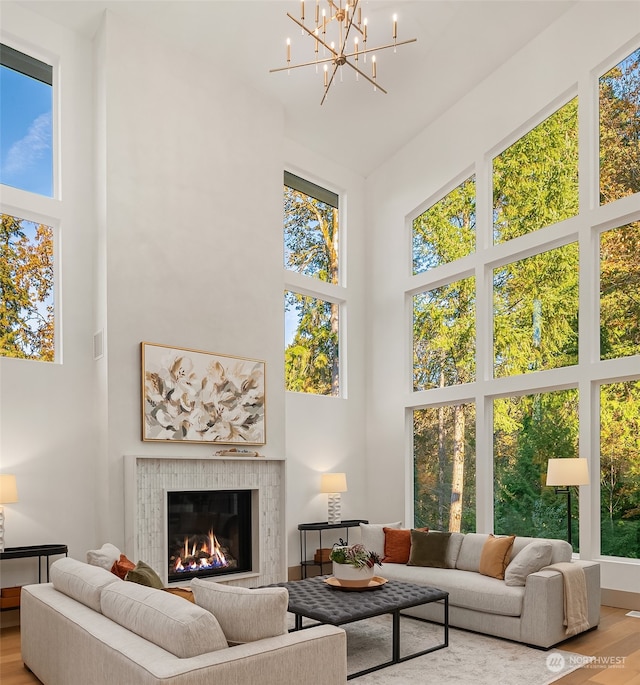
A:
[[173, 530, 229, 573]]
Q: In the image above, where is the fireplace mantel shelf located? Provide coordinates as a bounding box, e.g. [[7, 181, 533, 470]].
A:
[[127, 455, 285, 462]]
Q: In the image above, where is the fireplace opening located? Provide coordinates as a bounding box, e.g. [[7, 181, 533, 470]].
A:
[[167, 489, 252, 583]]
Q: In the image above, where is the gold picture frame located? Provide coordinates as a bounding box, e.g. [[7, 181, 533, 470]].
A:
[[141, 342, 265, 445]]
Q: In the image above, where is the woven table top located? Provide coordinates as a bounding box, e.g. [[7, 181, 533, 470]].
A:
[[271, 575, 448, 626]]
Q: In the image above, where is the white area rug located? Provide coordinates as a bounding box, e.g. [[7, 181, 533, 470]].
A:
[[293, 614, 583, 684]]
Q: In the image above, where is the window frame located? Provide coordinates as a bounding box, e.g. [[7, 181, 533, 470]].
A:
[[406, 48, 640, 562], [283, 169, 346, 398], [0, 38, 61, 362]]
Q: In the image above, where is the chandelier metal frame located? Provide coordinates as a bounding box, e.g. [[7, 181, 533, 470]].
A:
[[270, 0, 417, 105]]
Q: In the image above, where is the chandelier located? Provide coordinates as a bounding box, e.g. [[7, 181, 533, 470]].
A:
[[270, 0, 417, 105]]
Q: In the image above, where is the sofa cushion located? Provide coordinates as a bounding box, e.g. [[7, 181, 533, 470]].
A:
[[511, 535, 572, 564], [381, 563, 525, 617], [360, 522, 402, 558], [408, 530, 451, 568], [51, 557, 121, 612], [191, 578, 289, 645], [101, 580, 228, 658], [446, 532, 465, 568], [504, 541, 553, 586], [86, 543, 121, 571], [456, 533, 490, 572], [125, 560, 164, 589], [479, 534, 516, 580]]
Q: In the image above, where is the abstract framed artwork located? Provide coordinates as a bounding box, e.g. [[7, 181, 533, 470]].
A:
[[141, 342, 266, 445]]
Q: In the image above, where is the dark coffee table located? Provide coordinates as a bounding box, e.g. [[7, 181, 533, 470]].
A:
[[271, 575, 448, 680]]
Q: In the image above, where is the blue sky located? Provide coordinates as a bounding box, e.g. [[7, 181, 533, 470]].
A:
[[0, 64, 53, 197]]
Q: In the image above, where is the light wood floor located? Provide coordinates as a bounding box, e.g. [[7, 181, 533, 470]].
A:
[[1, 606, 638, 684]]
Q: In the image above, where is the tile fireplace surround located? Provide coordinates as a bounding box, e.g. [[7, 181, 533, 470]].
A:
[[124, 455, 285, 587]]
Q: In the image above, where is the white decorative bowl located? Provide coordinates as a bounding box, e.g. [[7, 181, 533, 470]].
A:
[[332, 562, 375, 588]]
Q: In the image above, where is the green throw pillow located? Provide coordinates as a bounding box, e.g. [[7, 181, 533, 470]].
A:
[[407, 530, 452, 568], [125, 560, 164, 589]]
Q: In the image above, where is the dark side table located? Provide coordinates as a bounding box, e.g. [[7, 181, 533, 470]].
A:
[[0, 544, 68, 583], [298, 520, 368, 578], [0, 544, 67, 611]]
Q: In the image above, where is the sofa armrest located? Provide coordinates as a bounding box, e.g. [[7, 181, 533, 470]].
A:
[[519, 560, 600, 648]]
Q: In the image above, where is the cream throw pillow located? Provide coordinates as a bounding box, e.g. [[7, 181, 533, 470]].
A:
[[191, 578, 288, 645], [86, 543, 121, 571], [504, 541, 553, 586], [101, 581, 228, 658]]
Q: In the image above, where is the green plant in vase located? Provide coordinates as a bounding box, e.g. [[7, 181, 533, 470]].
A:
[[329, 539, 382, 587], [329, 540, 382, 569]]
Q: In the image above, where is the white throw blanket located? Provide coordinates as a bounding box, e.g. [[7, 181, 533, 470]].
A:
[[545, 562, 590, 636]]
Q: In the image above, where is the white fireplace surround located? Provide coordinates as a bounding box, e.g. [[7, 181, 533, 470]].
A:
[[124, 455, 286, 587]]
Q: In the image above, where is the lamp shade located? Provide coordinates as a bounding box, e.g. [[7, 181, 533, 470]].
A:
[[546, 458, 589, 487], [0, 474, 18, 504], [320, 472, 347, 493]]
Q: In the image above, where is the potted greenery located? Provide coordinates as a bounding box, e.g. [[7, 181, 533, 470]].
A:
[[329, 540, 382, 587]]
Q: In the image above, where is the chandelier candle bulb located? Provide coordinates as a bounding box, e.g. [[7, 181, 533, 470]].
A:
[[286, 38, 291, 64], [393, 14, 397, 40], [324, 63, 328, 87], [354, 37, 359, 77]]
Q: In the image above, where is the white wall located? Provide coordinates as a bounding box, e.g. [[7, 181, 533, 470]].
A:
[[96, 8, 287, 547], [283, 139, 368, 565], [365, 1, 640, 593], [0, 3, 368, 581], [0, 3, 96, 588]]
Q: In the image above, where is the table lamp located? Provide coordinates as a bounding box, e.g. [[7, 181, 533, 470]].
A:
[[320, 473, 347, 525], [546, 458, 589, 546], [0, 474, 19, 552]]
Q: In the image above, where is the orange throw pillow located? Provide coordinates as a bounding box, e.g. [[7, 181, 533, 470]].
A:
[[382, 527, 429, 564], [111, 554, 136, 579], [479, 534, 516, 580]]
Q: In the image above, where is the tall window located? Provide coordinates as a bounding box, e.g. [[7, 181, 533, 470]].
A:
[[493, 99, 578, 244], [1, 215, 54, 361], [414, 404, 476, 533], [410, 44, 640, 562], [600, 380, 640, 559], [600, 222, 640, 360], [493, 243, 579, 378], [284, 172, 341, 396], [412, 175, 476, 274], [494, 390, 579, 546], [0, 43, 53, 197], [599, 48, 640, 205], [413, 277, 475, 391], [1, 44, 56, 362]]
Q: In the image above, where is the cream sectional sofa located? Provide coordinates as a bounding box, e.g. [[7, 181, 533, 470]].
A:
[[20, 557, 346, 685], [361, 527, 600, 649]]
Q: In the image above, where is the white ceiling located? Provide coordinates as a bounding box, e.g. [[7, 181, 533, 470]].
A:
[[16, 0, 576, 176]]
